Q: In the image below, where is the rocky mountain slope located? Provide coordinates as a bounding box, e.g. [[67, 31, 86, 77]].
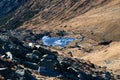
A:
[[0, 33, 119, 80], [0, 0, 27, 28], [0, 0, 120, 79]]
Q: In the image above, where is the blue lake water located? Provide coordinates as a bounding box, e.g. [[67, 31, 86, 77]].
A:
[[42, 36, 76, 47]]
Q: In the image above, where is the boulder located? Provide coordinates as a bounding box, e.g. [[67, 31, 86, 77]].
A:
[[25, 53, 39, 62], [6, 52, 13, 60], [23, 61, 38, 69], [15, 68, 25, 76]]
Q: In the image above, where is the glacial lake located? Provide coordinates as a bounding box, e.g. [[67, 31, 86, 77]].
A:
[[42, 36, 76, 47]]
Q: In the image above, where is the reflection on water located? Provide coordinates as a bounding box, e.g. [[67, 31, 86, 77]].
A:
[[42, 36, 76, 47]]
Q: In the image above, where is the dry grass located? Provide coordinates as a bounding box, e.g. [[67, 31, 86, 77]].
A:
[[20, 0, 120, 74]]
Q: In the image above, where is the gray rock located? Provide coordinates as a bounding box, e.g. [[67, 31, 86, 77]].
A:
[[15, 67, 25, 76], [35, 45, 40, 49], [25, 51, 40, 62], [47, 54, 57, 60], [32, 50, 42, 58], [38, 66, 59, 77], [6, 52, 13, 60], [28, 42, 35, 48], [23, 61, 38, 69], [104, 60, 112, 64]]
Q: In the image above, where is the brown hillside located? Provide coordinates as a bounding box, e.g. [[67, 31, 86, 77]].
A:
[[19, 0, 120, 42], [19, 0, 120, 74]]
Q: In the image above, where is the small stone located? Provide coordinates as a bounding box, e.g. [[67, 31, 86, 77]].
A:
[[25, 53, 39, 62], [35, 45, 40, 48], [68, 51, 73, 57], [42, 54, 48, 58], [23, 61, 38, 69], [77, 74, 81, 78], [38, 66, 59, 77], [104, 60, 112, 64], [101, 74, 106, 78], [6, 52, 13, 60], [92, 74, 97, 77], [32, 50, 42, 57], [15, 69, 25, 76], [28, 42, 34, 48]]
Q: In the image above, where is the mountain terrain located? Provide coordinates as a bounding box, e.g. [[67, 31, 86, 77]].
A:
[[0, 0, 120, 79], [0, 0, 120, 41]]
